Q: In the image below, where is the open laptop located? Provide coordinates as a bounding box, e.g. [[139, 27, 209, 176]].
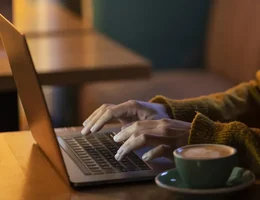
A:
[[0, 14, 173, 188]]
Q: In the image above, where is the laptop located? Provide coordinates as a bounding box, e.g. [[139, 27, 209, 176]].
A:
[[0, 14, 173, 188]]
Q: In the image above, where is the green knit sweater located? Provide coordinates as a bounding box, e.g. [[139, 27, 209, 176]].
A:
[[150, 71, 260, 175]]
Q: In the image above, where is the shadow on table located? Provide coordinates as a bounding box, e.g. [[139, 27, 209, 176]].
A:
[[21, 144, 72, 200]]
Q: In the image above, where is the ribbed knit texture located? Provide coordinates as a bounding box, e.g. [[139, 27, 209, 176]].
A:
[[150, 71, 260, 175]]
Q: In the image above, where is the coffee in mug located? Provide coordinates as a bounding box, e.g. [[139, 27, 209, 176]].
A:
[[179, 145, 233, 159]]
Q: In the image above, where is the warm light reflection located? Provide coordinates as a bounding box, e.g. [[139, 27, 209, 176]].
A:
[[13, 0, 60, 31], [13, 0, 85, 33]]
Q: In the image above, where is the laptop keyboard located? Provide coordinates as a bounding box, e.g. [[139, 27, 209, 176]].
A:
[[61, 133, 151, 175]]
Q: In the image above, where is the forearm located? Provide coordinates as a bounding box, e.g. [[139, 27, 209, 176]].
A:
[[189, 112, 260, 175], [150, 80, 260, 123]]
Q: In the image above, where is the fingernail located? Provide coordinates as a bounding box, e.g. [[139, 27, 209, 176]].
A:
[[81, 126, 88, 135], [142, 153, 149, 161], [82, 120, 88, 126], [116, 152, 123, 161], [113, 135, 119, 142], [90, 124, 98, 133], [115, 153, 120, 161], [117, 148, 123, 155]]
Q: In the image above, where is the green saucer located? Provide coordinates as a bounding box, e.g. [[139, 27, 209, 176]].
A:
[[155, 167, 255, 195]]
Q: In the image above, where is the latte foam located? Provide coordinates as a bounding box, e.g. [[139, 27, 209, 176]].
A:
[[179, 145, 232, 159]]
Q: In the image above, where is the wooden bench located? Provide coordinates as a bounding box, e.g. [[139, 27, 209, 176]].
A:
[[205, 0, 260, 82]]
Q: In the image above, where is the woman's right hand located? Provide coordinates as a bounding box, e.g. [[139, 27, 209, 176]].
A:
[[81, 100, 172, 135]]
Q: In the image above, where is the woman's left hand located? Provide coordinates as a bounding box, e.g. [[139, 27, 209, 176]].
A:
[[113, 119, 191, 161]]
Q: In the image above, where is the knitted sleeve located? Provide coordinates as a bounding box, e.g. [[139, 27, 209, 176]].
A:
[[189, 112, 260, 175], [150, 73, 260, 127]]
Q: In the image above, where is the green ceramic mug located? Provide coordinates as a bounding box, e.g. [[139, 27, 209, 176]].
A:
[[173, 144, 238, 189]]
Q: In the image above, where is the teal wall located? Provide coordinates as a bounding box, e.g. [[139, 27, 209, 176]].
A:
[[93, 0, 212, 69]]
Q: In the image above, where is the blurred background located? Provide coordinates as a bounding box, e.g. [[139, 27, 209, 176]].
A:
[[0, 0, 259, 132]]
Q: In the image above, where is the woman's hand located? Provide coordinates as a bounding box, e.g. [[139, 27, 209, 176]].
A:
[[81, 100, 171, 135], [113, 118, 191, 161]]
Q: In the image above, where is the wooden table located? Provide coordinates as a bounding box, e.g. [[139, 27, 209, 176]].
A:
[[0, 30, 151, 91], [0, 131, 259, 200], [0, 31, 151, 130]]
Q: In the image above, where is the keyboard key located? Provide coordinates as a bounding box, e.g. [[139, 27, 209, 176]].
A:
[[68, 144, 79, 148], [65, 139, 75, 143], [88, 149, 98, 153], [127, 167, 140, 172], [114, 166, 127, 172], [88, 164, 98, 168], [80, 155, 91, 158], [126, 153, 151, 170], [82, 147, 94, 151], [85, 163, 97, 167], [120, 159, 140, 171], [137, 163, 151, 170], [93, 157, 105, 162], [77, 139, 86, 143], [121, 160, 134, 166], [108, 147, 117, 152], [103, 169, 115, 174], [82, 159, 93, 163], [66, 142, 78, 145], [127, 152, 142, 160], [99, 163, 109, 167], [77, 152, 88, 156], [92, 171, 104, 175], [101, 165, 113, 170]]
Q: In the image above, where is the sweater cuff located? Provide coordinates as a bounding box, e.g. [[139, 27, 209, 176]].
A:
[[189, 112, 247, 146], [189, 112, 226, 145], [149, 95, 207, 122]]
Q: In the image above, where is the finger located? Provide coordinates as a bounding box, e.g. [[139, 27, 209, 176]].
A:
[[82, 107, 101, 126], [90, 101, 137, 133], [81, 104, 114, 135], [83, 105, 113, 126], [116, 124, 187, 142], [81, 111, 104, 135], [120, 122, 134, 131], [159, 118, 191, 129], [114, 120, 159, 142], [83, 104, 114, 126], [115, 134, 168, 161], [142, 145, 173, 161], [119, 117, 137, 126]]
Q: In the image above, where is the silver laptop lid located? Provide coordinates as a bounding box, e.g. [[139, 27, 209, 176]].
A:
[[0, 14, 69, 184]]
